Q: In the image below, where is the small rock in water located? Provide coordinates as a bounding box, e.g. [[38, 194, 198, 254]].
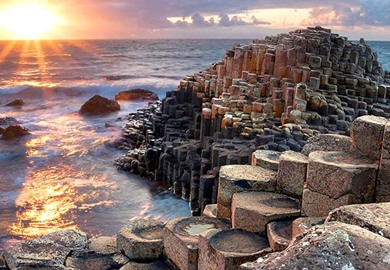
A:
[[5, 99, 24, 107], [115, 89, 159, 101], [79, 95, 120, 115], [2, 125, 29, 140]]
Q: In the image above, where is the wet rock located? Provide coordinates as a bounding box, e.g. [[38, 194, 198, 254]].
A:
[[115, 89, 159, 101], [163, 216, 229, 270], [2, 125, 29, 140], [3, 230, 88, 269], [241, 222, 390, 270], [5, 99, 24, 107], [232, 191, 300, 234], [301, 134, 353, 156], [326, 203, 390, 239], [79, 95, 120, 115], [117, 219, 165, 262], [198, 229, 271, 270]]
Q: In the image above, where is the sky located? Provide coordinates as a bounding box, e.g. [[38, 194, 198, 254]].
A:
[[0, 0, 390, 40]]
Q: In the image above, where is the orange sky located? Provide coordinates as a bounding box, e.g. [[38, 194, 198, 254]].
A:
[[0, 0, 389, 40]]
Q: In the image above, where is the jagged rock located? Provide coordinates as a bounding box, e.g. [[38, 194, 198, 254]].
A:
[[163, 216, 229, 270], [3, 230, 88, 269], [117, 219, 165, 262], [266, 220, 293, 251], [251, 150, 281, 171], [5, 99, 24, 106], [301, 134, 353, 156], [217, 165, 276, 221], [350, 115, 388, 160], [240, 222, 390, 270], [276, 151, 308, 198], [232, 192, 300, 234], [115, 89, 159, 101], [291, 217, 325, 239], [302, 151, 378, 217], [2, 125, 29, 140], [119, 261, 170, 270], [326, 203, 390, 239], [198, 229, 271, 270], [79, 95, 120, 115]]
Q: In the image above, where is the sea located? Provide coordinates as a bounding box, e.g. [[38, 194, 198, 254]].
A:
[[0, 39, 389, 248]]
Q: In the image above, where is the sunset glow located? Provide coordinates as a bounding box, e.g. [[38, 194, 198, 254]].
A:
[[0, 2, 63, 40]]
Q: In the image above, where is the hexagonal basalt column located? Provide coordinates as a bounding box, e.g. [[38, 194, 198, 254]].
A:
[[232, 192, 300, 234], [302, 151, 378, 217], [163, 216, 229, 270], [117, 219, 165, 262], [217, 165, 276, 221], [251, 150, 281, 171], [198, 229, 271, 270], [266, 220, 293, 251]]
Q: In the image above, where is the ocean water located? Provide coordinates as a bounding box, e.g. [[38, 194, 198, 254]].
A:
[[0, 39, 389, 247], [0, 39, 251, 247]]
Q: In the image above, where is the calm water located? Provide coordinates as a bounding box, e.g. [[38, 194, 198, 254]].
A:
[[0, 39, 250, 246]]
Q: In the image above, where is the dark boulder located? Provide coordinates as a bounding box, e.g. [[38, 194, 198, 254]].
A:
[[2, 125, 29, 140], [79, 95, 120, 115], [6, 99, 24, 106], [0, 117, 18, 125], [115, 89, 158, 101]]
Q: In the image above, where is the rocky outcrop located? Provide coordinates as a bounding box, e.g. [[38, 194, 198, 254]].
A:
[[79, 95, 120, 115], [115, 89, 159, 101], [1, 125, 29, 140]]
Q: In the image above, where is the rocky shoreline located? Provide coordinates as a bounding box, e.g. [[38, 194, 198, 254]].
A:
[[3, 26, 390, 269]]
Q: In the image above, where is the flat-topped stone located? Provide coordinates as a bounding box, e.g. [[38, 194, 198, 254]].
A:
[[326, 203, 390, 240], [276, 151, 308, 198], [117, 219, 165, 262], [266, 220, 293, 251], [203, 204, 217, 218], [232, 192, 300, 234], [301, 134, 353, 156], [350, 115, 388, 160], [88, 236, 117, 255], [217, 165, 276, 221], [241, 222, 390, 270], [251, 150, 281, 171], [164, 216, 229, 270], [198, 229, 271, 270], [302, 151, 378, 217], [291, 217, 325, 239]]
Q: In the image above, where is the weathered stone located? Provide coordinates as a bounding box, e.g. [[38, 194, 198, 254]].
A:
[[350, 115, 388, 159], [3, 230, 87, 270], [120, 261, 170, 270], [163, 216, 229, 270], [241, 222, 390, 270], [326, 203, 390, 239], [377, 123, 390, 202], [266, 220, 293, 251], [115, 89, 159, 101], [203, 204, 217, 218], [302, 151, 378, 217], [1, 125, 29, 140], [251, 150, 281, 171], [88, 236, 117, 255], [232, 192, 300, 234], [291, 217, 325, 239], [65, 250, 129, 270], [117, 219, 165, 262], [79, 95, 120, 115], [198, 229, 271, 270], [217, 165, 277, 221], [276, 151, 308, 197], [301, 134, 353, 156]]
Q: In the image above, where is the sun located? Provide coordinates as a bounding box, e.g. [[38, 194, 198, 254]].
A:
[[0, 2, 63, 39]]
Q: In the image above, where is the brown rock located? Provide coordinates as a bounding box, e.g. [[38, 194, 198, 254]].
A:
[[115, 89, 159, 101], [2, 125, 29, 140], [241, 222, 390, 270], [198, 229, 271, 270], [5, 99, 24, 106], [119, 261, 170, 270], [232, 192, 300, 234], [377, 123, 390, 202], [301, 134, 353, 156], [202, 204, 217, 218], [79, 95, 120, 115], [251, 150, 281, 171], [266, 220, 293, 251], [291, 217, 324, 239]]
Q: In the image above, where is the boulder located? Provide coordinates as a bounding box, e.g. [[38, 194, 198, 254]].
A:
[[251, 150, 281, 171], [88, 236, 117, 255], [3, 230, 88, 269], [240, 222, 390, 270], [5, 99, 24, 106], [65, 250, 129, 270], [117, 219, 165, 262], [79, 95, 120, 115], [2, 125, 29, 140], [301, 134, 353, 156], [115, 89, 159, 101], [326, 203, 390, 240]]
